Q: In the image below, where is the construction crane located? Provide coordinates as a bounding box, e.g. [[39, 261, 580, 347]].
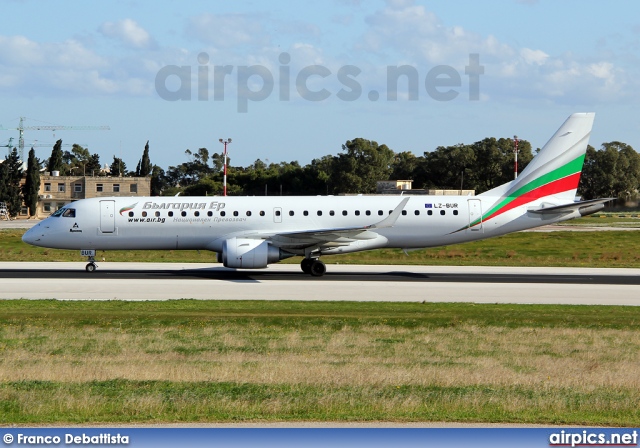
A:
[[0, 117, 110, 160], [1, 137, 79, 158]]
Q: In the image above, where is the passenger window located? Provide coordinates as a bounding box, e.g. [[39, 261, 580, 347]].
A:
[[142, 211, 147, 217], [233, 211, 239, 217], [402, 210, 407, 215], [355, 210, 360, 216], [289, 210, 294, 216], [260, 211, 265, 216], [220, 211, 226, 217], [155, 211, 160, 217], [128, 211, 134, 217], [329, 210, 335, 216], [366, 210, 371, 216], [168, 211, 174, 217], [453, 210, 459, 216], [62, 209, 76, 218], [427, 210, 433, 216], [414, 210, 420, 215], [440, 210, 445, 215], [246, 211, 252, 217], [275, 210, 281, 216], [342, 210, 347, 216], [317, 211, 322, 216], [194, 211, 200, 217], [303, 210, 309, 216], [207, 211, 213, 217], [181, 211, 187, 217], [378, 210, 383, 216]]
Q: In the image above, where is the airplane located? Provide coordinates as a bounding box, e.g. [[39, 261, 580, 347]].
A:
[[22, 113, 611, 276]]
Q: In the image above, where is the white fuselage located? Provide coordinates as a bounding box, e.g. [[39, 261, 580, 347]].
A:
[[22, 194, 568, 255]]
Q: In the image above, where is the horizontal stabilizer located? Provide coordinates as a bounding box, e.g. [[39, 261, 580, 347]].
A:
[[528, 198, 614, 216]]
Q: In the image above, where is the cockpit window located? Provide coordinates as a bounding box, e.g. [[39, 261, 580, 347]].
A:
[[62, 208, 76, 218], [51, 208, 65, 217]]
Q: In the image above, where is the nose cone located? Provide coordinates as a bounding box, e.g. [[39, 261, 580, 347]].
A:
[[22, 224, 42, 246]]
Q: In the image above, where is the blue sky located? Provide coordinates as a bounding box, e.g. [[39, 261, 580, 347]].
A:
[[1, 0, 639, 172]]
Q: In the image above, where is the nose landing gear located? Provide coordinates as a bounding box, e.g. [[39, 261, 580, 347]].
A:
[[81, 250, 98, 272]]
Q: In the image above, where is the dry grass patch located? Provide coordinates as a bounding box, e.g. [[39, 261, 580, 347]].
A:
[[1, 323, 639, 392]]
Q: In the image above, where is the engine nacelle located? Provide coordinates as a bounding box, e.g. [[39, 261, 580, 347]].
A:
[[221, 237, 287, 268]]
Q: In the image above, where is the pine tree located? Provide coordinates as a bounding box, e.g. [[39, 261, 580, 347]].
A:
[[3, 148, 23, 217], [110, 156, 126, 177], [0, 160, 7, 204], [22, 148, 41, 218], [47, 139, 64, 174], [140, 141, 152, 176]]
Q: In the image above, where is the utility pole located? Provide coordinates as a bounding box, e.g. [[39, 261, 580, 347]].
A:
[[513, 135, 519, 179], [219, 138, 232, 196]]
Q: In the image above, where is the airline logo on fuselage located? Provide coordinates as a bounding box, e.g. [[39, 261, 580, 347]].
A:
[[142, 201, 226, 211]]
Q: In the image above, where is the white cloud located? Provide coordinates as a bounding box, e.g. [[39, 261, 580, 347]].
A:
[[520, 48, 549, 65], [99, 19, 155, 49], [358, 2, 633, 104], [0, 34, 153, 97], [185, 13, 269, 49]]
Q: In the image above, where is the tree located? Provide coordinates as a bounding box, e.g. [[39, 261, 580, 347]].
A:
[[47, 139, 64, 174], [579, 142, 640, 202], [110, 156, 126, 177], [140, 141, 152, 176], [331, 138, 395, 194], [22, 148, 40, 217], [0, 159, 7, 204], [150, 165, 169, 196], [86, 153, 102, 176], [1, 148, 23, 217], [68, 144, 92, 176]]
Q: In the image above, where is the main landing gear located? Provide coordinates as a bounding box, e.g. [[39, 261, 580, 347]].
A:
[[300, 258, 326, 277]]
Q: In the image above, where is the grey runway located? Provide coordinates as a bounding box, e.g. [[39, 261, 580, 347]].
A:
[[1, 262, 639, 305]]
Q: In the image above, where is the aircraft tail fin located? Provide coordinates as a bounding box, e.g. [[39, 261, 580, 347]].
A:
[[477, 113, 594, 216]]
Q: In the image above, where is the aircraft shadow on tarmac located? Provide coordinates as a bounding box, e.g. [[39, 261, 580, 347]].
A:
[[0, 268, 639, 285]]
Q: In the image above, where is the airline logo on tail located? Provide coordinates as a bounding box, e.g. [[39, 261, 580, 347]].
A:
[[468, 154, 585, 228]]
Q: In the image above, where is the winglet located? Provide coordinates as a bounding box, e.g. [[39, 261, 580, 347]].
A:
[[367, 197, 410, 229]]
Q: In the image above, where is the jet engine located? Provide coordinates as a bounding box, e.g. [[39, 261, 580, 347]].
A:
[[221, 237, 291, 268]]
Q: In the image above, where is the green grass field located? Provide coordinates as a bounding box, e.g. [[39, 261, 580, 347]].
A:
[[1, 300, 640, 425]]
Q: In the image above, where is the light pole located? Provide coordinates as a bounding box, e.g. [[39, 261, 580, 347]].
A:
[[219, 138, 232, 196], [513, 135, 519, 179]]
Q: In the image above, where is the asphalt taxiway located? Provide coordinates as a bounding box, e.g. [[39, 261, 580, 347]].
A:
[[1, 262, 639, 305]]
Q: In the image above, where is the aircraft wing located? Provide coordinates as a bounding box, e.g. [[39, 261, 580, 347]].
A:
[[250, 197, 409, 250], [527, 198, 614, 216]]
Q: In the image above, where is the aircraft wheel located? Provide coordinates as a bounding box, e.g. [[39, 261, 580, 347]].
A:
[[300, 258, 313, 274], [85, 262, 97, 273], [310, 260, 326, 277]]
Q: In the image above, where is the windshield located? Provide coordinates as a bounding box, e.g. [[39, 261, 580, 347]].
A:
[[51, 208, 76, 218]]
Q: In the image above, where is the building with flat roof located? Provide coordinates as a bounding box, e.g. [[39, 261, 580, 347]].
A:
[[18, 174, 151, 219]]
